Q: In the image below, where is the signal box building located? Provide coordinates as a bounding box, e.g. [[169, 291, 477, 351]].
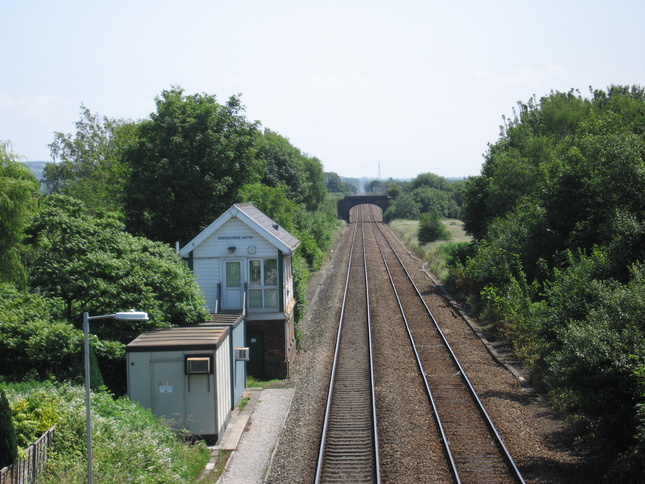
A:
[[179, 203, 300, 379]]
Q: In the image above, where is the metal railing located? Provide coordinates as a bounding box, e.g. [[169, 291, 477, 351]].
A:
[[0, 426, 56, 484]]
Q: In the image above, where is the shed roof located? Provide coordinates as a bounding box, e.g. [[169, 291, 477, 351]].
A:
[[126, 325, 229, 352], [178, 203, 300, 257]]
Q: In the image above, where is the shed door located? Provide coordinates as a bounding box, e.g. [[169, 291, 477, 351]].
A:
[[223, 259, 243, 310], [152, 359, 185, 428]]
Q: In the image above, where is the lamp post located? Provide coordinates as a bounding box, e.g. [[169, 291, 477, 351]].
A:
[[83, 311, 148, 484]]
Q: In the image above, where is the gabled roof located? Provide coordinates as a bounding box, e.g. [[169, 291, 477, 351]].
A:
[[179, 203, 300, 257]]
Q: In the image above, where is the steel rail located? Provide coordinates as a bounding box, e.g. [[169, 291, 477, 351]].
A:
[[365, 204, 461, 482], [315, 205, 380, 484], [368, 204, 525, 484]]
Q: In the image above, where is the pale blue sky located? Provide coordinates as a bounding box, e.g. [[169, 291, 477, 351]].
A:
[[2, 0, 644, 179]]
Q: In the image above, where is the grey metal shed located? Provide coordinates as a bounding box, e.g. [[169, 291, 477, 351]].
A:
[[126, 325, 231, 444]]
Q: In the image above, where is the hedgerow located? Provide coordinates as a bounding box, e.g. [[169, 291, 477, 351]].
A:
[[2, 381, 209, 483]]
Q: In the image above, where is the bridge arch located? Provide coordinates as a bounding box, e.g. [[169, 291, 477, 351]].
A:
[[336, 195, 390, 222]]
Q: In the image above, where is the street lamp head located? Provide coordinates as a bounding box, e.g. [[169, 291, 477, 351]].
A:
[[113, 311, 149, 321]]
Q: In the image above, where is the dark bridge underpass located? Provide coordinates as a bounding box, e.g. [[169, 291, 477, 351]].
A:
[[336, 195, 390, 222]]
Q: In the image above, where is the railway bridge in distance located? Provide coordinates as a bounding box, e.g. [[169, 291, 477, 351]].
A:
[[336, 195, 390, 222]]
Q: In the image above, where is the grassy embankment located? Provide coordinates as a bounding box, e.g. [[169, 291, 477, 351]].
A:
[[2, 381, 212, 483], [388, 218, 471, 282]]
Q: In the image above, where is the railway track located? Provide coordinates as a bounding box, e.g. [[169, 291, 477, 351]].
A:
[[366, 203, 524, 483], [316, 203, 524, 482], [315, 206, 380, 483]]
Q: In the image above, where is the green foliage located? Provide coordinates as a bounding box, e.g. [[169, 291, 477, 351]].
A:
[[386, 183, 401, 199], [258, 130, 326, 212], [460, 175, 491, 239], [365, 178, 389, 193], [2, 382, 210, 483], [25, 194, 210, 337], [546, 263, 645, 471], [418, 211, 451, 244], [124, 87, 262, 244], [9, 388, 62, 448], [0, 142, 40, 287], [383, 172, 463, 223], [383, 192, 420, 222], [43, 106, 136, 214], [453, 85, 645, 476], [324, 172, 356, 194], [439, 241, 477, 272], [291, 253, 310, 334], [296, 195, 341, 254], [0, 388, 17, 468], [0, 284, 79, 381], [301, 155, 327, 212], [535, 248, 612, 344], [0, 283, 115, 388], [239, 183, 299, 232]]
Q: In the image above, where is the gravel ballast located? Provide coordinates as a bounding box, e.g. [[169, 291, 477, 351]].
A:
[[224, 221, 600, 483]]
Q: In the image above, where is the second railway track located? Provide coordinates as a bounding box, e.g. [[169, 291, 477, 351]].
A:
[[317, 203, 525, 483]]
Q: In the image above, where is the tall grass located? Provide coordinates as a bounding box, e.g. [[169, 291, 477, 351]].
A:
[[388, 218, 471, 281], [2, 381, 210, 483]]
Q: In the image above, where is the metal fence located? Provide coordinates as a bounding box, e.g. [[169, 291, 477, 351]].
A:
[[0, 426, 56, 484]]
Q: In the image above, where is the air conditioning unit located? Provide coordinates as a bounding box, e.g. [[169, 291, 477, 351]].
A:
[[185, 356, 211, 374], [235, 347, 250, 361]]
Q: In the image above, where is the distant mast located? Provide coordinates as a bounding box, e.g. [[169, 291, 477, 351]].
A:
[[378, 162, 381, 179]]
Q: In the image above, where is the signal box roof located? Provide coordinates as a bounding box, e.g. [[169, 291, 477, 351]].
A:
[[179, 203, 300, 257]]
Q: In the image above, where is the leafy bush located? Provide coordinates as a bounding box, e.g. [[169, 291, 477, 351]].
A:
[[291, 253, 311, 341], [0, 284, 81, 382], [0, 388, 17, 468], [2, 382, 210, 483], [383, 192, 420, 222], [25, 195, 210, 339], [453, 85, 645, 477], [545, 263, 645, 471], [0, 142, 40, 287], [418, 211, 451, 244]]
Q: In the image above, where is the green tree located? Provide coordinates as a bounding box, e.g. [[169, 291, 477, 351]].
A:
[[301, 155, 326, 212], [25, 195, 210, 341], [409, 172, 452, 191], [418, 210, 450, 244], [546, 263, 645, 473], [386, 183, 401, 199], [454, 85, 645, 476], [366, 178, 393, 193], [324, 172, 344, 193], [412, 187, 456, 217], [323, 171, 358, 195], [43, 106, 136, 214], [0, 388, 17, 468], [0, 283, 77, 381], [259, 130, 307, 201], [0, 142, 39, 286], [461, 175, 491, 239], [239, 183, 299, 232], [123, 87, 262, 244], [258, 130, 326, 211], [383, 192, 420, 222]]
